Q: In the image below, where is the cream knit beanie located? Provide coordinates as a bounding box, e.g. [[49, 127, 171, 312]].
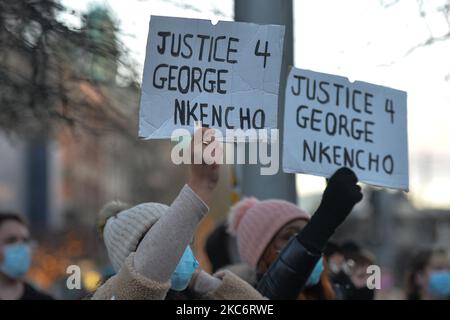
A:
[[98, 201, 169, 272]]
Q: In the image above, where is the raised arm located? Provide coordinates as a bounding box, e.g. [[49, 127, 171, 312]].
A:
[[134, 128, 220, 284], [257, 167, 363, 299]]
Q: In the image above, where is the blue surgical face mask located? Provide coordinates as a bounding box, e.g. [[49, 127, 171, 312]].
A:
[[305, 257, 324, 287], [428, 271, 450, 299], [0, 243, 32, 279], [170, 246, 199, 291]]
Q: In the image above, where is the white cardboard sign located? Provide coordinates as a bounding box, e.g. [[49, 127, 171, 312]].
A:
[[283, 68, 409, 191], [139, 16, 285, 139]]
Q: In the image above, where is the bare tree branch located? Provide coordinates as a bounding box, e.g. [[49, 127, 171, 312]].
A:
[[377, 0, 450, 70], [0, 0, 140, 138], [404, 31, 450, 56]]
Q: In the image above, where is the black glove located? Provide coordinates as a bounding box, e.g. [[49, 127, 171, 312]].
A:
[[297, 167, 363, 254]]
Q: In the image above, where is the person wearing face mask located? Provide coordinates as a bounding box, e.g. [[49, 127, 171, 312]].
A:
[[331, 246, 376, 300], [0, 213, 53, 300], [227, 191, 336, 300], [91, 128, 263, 300], [256, 167, 363, 299], [406, 248, 450, 300]]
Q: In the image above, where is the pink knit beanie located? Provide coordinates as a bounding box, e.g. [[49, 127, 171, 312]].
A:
[[228, 198, 310, 267]]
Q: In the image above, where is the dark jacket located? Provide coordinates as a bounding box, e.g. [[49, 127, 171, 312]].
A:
[[256, 236, 321, 300]]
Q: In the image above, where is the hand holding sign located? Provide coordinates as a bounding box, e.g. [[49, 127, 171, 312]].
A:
[[188, 128, 221, 205]]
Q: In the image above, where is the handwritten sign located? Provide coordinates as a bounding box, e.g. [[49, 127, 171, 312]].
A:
[[138, 16, 285, 139], [283, 68, 409, 190]]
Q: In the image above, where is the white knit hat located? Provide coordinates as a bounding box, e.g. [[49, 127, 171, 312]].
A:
[[98, 201, 169, 272]]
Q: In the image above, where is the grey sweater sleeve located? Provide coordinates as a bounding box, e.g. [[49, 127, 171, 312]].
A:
[[134, 184, 209, 283]]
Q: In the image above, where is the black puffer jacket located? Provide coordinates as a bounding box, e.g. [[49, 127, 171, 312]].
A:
[[257, 167, 363, 300], [257, 237, 321, 299]]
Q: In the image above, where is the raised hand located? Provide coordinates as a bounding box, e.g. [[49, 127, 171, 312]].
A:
[[188, 127, 221, 205], [297, 167, 363, 254]]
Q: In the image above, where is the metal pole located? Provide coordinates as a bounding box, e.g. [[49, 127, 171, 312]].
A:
[[234, 0, 296, 202]]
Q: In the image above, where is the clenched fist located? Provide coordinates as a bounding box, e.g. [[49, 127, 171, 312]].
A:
[[297, 167, 363, 254]]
